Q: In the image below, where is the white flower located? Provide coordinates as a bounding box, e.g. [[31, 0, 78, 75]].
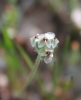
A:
[[44, 50, 53, 64], [38, 49, 53, 64], [30, 34, 39, 47], [51, 38, 59, 49], [38, 32, 55, 48]]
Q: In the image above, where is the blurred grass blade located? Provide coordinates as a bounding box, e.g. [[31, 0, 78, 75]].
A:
[[62, 77, 73, 92], [16, 44, 33, 69], [70, 0, 79, 11], [6, 53, 19, 90], [62, 35, 70, 61], [53, 35, 70, 90], [9, 0, 17, 5], [2, 26, 26, 72], [2, 26, 14, 51], [0, 40, 4, 47], [59, 35, 70, 72]]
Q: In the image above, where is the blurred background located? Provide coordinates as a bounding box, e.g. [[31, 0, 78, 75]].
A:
[[0, 0, 81, 100]]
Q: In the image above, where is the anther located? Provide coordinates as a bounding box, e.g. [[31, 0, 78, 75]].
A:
[[46, 51, 50, 56], [43, 38, 48, 41]]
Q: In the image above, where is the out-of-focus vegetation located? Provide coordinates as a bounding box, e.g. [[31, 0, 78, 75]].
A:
[[0, 0, 81, 100]]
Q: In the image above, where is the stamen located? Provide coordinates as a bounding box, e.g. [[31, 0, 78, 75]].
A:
[[35, 35, 39, 39], [43, 38, 48, 41], [46, 38, 48, 41], [46, 51, 50, 56], [35, 36, 37, 38]]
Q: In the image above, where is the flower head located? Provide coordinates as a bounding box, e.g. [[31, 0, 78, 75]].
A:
[[30, 32, 59, 64]]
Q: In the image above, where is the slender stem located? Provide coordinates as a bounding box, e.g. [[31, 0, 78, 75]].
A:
[[18, 55, 41, 96]]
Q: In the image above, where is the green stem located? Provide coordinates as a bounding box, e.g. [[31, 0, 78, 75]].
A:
[[18, 55, 41, 96]]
